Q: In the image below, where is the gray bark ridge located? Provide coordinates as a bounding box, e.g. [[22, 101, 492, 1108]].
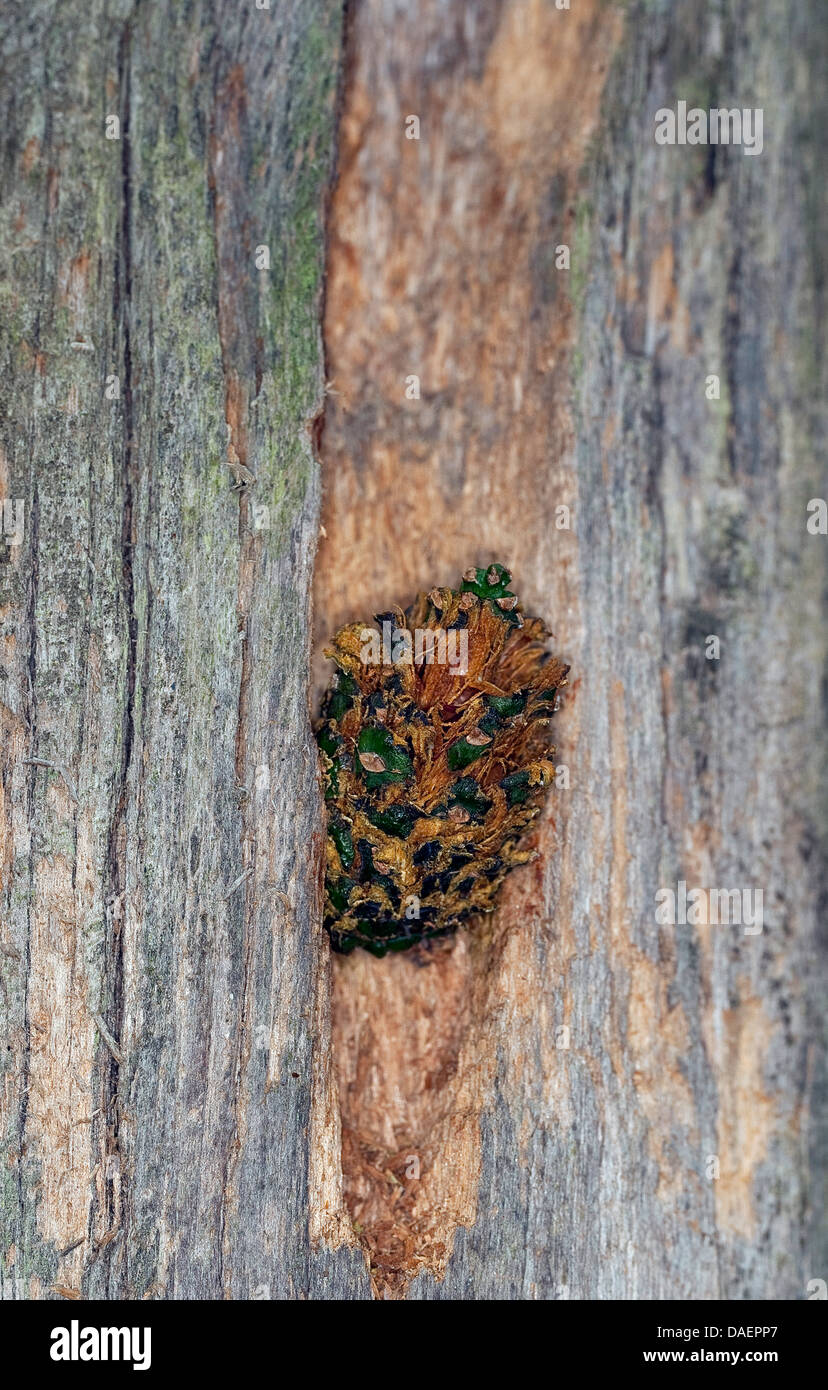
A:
[[0, 0, 368, 1300]]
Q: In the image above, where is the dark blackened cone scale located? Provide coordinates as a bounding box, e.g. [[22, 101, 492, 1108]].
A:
[[316, 564, 569, 957]]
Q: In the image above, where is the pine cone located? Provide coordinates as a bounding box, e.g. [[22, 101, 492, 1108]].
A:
[[316, 563, 569, 956]]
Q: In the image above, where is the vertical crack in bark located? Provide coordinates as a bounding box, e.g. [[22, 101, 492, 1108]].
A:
[[16, 484, 40, 1257], [94, 19, 137, 1281]]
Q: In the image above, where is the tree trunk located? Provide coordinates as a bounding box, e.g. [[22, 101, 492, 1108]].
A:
[[1, 0, 825, 1302]]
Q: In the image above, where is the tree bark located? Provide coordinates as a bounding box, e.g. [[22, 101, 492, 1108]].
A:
[[1, 0, 825, 1302]]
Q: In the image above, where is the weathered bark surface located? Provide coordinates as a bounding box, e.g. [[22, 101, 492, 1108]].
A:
[[1, 0, 825, 1302], [0, 0, 367, 1300]]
